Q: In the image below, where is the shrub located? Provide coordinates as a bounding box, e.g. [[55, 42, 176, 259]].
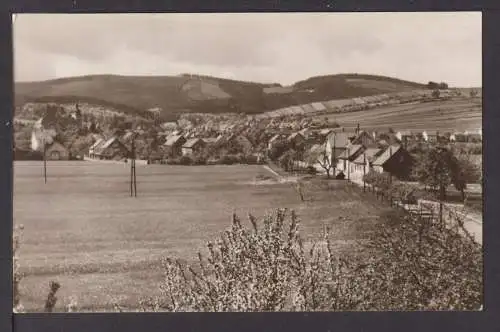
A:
[[13, 225, 24, 312], [179, 155, 193, 165], [307, 166, 317, 175], [218, 154, 239, 165], [140, 209, 482, 311], [192, 154, 208, 165]]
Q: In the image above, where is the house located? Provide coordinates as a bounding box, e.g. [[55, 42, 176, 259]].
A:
[[350, 148, 384, 182], [287, 132, 306, 149], [163, 135, 187, 157], [267, 134, 286, 151], [226, 134, 254, 152], [372, 145, 414, 180], [93, 137, 130, 160], [325, 132, 352, 166], [395, 131, 414, 144], [88, 137, 105, 158], [182, 138, 206, 156], [422, 130, 440, 143], [337, 144, 365, 178], [202, 137, 219, 146], [466, 132, 482, 143], [351, 130, 376, 147], [45, 140, 70, 160], [450, 132, 468, 143]]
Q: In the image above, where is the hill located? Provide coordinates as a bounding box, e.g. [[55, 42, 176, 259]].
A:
[[15, 73, 431, 119]]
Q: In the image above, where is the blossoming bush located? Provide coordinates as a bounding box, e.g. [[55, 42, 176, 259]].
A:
[[141, 208, 482, 312]]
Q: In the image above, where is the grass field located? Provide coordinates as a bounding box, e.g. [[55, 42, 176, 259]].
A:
[[14, 161, 390, 312], [320, 98, 482, 132]]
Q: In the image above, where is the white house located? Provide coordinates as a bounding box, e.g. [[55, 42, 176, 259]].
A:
[[350, 148, 384, 182]]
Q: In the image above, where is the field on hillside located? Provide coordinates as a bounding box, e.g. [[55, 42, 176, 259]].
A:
[[14, 161, 389, 312], [319, 98, 482, 132]]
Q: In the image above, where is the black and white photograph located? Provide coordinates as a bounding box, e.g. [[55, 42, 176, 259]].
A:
[[12, 12, 482, 312]]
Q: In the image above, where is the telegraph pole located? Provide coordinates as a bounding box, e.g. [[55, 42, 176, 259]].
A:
[[130, 133, 137, 197], [363, 152, 366, 192], [43, 137, 47, 184]]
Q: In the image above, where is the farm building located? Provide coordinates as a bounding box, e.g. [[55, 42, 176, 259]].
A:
[[372, 145, 414, 180], [45, 140, 70, 160], [164, 135, 187, 157], [92, 137, 130, 160], [182, 138, 206, 156]]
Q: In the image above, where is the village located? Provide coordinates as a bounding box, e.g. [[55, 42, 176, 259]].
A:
[[17, 87, 482, 173], [12, 12, 484, 314], [18, 88, 483, 240]]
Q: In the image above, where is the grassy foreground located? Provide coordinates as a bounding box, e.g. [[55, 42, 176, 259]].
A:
[[15, 162, 389, 311]]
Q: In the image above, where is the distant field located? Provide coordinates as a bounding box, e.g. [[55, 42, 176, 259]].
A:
[[320, 98, 482, 132], [14, 161, 389, 312]]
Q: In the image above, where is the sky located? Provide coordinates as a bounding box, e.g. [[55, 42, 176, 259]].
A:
[[13, 12, 482, 87]]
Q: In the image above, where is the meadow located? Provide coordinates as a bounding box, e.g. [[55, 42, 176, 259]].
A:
[[14, 161, 390, 311]]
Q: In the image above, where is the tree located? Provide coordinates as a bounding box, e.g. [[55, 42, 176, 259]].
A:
[[278, 149, 298, 172], [432, 89, 441, 99], [414, 147, 474, 203], [414, 147, 454, 200], [438, 82, 449, 89], [451, 153, 481, 202], [306, 147, 335, 178]]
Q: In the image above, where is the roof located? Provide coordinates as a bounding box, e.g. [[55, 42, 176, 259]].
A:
[[164, 135, 185, 146], [203, 138, 218, 144], [183, 138, 204, 148], [268, 134, 283, 144], [353, 148, 383, 164], [338, 144, 364, 160], [122, 131, 135, 141], [326, 132, 351, 148], [46, 140, 67, 150], [309, 143, 326, 155], [89, 138, 105, 150], [287, 132, 304, 141], [424, 130, 440, 136], [319, 128, 334, 136], [373, 145, 403, 166], [99, 137, 119, 150]]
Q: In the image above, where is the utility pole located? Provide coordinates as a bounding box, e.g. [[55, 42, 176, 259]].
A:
[[332, 133, 336, 177], [130, 133, 137, 197], [363, 151, 366, 192], [43, 137, 47, 184], [389, 145, 393, 185]]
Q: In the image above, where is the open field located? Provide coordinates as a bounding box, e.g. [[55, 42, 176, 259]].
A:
[[14, 161, 390, 311], [319, 98, 482, 132]]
